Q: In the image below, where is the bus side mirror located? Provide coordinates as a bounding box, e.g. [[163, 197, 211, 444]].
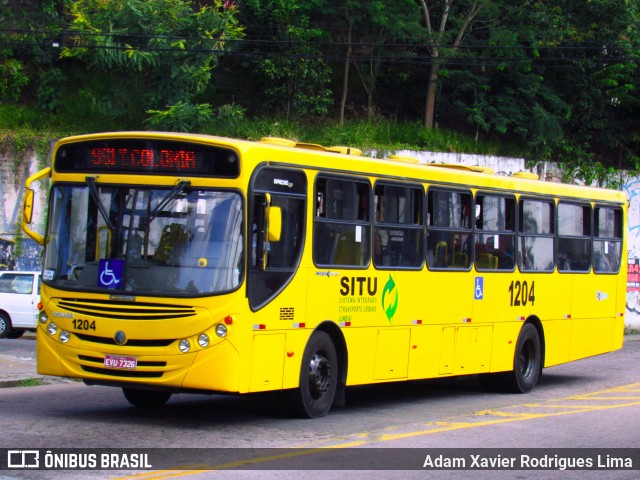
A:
[[21, 167, 51, 246], [267, 206, 282, 242], [23, 189, 34, 224]]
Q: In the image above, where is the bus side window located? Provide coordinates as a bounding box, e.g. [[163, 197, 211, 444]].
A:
[[313, 176, 370, 267], [518, 199, 554, 272], [594, 206, 622, 273], [557, 202, 591, 272], [474, 194, 516, 271], [373, 183, 423, 269], [426, 188, 472, 270]]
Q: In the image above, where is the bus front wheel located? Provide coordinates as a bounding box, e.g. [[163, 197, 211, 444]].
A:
[[500, 323, 541, 393], [292, 331, 338, 418], [122, 387, 172, 408]]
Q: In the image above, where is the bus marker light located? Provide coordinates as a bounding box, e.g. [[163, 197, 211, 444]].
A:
[[340, 321, 351, 327], [293, 323, 305, 328], [224, 316, 234, 325], [179, 339, 191, 353], [412, 320, 422, 325], [518, 316, 525, 321], [198, 333, 210, 347], [287, 351, 294, 357], [565, 314, 572, 319], [462, 318, 472, 323], [253, 324, 266, 330], [412, 345, 418, 349], [37, 302, 43, 310], [215, 324, 227, 338]]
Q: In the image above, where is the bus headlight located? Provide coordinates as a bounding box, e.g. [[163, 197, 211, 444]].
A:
[[59, 330, 70, 343], [47, 322, 57, 335], [215, 324, 227, 338], [39, 312, 48, 324], [198, 333, 210, 348], [179, 339, 191, 353]]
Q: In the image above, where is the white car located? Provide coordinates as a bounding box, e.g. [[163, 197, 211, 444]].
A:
[[0, 271, 41, 339]]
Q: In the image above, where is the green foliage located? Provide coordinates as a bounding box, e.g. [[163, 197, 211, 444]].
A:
[[0, 0, 638, 177], [261, 58, 333, 117], [242, 0, 333, 118], [0, 59, 29, 101], [37, 68, 65, 113], [146, 102, 214, 132], [62, 0, 242, 123]]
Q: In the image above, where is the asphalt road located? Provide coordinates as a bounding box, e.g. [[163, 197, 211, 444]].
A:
[[0, 336, 639, 480]]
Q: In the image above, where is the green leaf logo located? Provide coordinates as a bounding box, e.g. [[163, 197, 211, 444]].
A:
[[382, 274, 398, 322]]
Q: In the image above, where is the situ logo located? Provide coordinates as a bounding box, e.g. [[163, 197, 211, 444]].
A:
[[382, 275, 399, 323], [8, 450, 39, 468]]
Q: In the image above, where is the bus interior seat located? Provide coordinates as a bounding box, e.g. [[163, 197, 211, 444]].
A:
[[435, 241, 447, 268], [476, 253, 498, 269], [333, 231, 364, 266], [452, 251, 468, 268]]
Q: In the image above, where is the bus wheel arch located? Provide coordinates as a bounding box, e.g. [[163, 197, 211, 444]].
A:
[[291, 322, 347, 418], [500, 317, 545, 393]]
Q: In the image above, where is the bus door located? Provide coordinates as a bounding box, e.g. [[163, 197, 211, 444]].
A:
[[246, 166, 307, 391]]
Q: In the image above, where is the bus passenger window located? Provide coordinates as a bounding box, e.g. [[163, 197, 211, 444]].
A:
[[373, 183, 423, 269], [557, 203, 591, 272], [594, 206, 622, 273], [518, 199, 554, 272], [313, 176, 370, 267], [426, 189, 472, 270], [475, 194, 516, 271]]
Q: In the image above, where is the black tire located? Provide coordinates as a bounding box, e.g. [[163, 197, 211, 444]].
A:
[[0, 313, 13, 339], [292, 331, 338, 418], [122, 387, 172, 408], [499, 323, 542, 393], [7, 329, 25, 339]]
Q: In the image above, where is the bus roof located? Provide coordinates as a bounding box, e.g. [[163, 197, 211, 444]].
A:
[[52, 131, 627, 205]]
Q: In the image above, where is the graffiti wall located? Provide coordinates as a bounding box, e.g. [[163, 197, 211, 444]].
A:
[[624, 179, 640, 327]]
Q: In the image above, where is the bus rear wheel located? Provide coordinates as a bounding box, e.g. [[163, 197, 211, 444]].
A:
[[122, 387, 172, 408], [500, 323, 541, 393], [292, 331, 338, 418]]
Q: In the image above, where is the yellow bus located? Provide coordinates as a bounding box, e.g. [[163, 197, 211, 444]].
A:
[[22, 131, 627, 417]]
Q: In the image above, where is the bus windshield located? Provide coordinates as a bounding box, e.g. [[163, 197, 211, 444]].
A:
[[43, 184, 243, 296]]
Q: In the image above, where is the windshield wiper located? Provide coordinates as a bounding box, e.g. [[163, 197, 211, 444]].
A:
[[149, 180, 191, 222], [86, 177, 115, 231]]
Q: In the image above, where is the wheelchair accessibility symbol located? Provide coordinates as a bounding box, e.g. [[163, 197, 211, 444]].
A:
[[98, 259, 124, 289], [474, 276, 484, 300]]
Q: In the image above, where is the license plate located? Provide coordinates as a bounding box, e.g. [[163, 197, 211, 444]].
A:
[[104, 354, 137, 370]]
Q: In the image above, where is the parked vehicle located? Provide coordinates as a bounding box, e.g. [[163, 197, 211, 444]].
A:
[[0, 271, 41, 339]]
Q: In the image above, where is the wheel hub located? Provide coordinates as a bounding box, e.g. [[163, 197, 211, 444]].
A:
[[308, 353, 332, 399]]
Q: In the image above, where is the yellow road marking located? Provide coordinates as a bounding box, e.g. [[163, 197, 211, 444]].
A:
[[114, 381, 640, 479]]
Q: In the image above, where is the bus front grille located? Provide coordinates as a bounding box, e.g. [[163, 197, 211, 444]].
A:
[[78, 355, 167, 378], [74, 333, 174, 347], [80, 365, 164, 378], [56, 298, 197, 320]]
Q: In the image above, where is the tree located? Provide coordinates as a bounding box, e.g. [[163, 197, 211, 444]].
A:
[[0, 1, 70, 104], [417, 0, 491, 129], [241, 0, 333, 118], [61, 0, 242, 130]]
